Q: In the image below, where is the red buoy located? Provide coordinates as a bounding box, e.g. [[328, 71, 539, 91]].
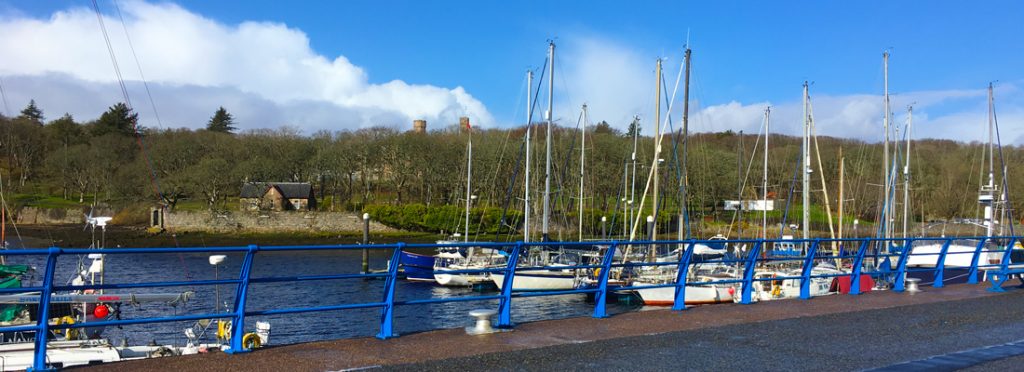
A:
[[93, 304, 110, 318]]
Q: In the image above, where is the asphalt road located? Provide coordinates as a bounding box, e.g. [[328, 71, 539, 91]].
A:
[[388, 290, 1024, 371]]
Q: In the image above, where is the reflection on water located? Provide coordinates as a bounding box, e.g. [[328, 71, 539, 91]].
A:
[[4, 247, 638, 346]]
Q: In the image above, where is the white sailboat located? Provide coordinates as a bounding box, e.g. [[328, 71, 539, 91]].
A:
[[492, 41, 579, 291], [433, 115, 507, 287], [905, 83, 1011, 283]]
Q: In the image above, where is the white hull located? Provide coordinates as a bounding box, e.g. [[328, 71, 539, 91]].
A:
[[741, 266, 841, 302], [633, 283, 734, 306], [491, 271, 577, 291], [434, 267, 490, 287]]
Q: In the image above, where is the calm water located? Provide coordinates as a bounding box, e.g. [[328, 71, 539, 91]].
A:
[[6, 243, 639, 347]]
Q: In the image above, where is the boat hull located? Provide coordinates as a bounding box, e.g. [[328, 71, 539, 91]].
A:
[[400, 251, 436, 282], [491, 272, 576, 291], [434, 268, 490, 287], [633, 284, 734, 306]]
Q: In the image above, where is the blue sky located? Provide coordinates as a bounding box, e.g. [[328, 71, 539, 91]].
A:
[[1, 1, 1022, 142]]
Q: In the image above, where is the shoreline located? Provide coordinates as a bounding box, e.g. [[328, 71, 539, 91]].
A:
[[7, 224, 443, 248]]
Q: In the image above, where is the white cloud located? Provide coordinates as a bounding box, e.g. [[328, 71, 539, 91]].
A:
[[551, 34, 1023, 144], [693, 85, 1024, 145], [557, 37, 654, 127], [0, 1, 493, 131]]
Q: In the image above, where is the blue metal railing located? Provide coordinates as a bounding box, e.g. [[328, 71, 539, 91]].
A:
[[3, 235, 1022, 370]]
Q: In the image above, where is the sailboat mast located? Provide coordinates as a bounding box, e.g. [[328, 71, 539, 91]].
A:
[[579, 104, 587, 241], [630, 116, 639, 238], [838, 148, 845, 242], [763, 107, 770, 240], [984, 83, 996, 238], [464, 126, 472, 243], [542, 41, 554, 241], [652, 58, 662, 244], [882, 51, 891, 241], [802, 81, 811, 242], [902, 106, 913, 239], [524, 70, 533, 242], [679, 48, 691, 240]]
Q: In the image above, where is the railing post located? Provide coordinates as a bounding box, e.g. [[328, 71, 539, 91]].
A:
[[672, 240, 696, 311], [933, 238, 953, 288], [799, 239, 820, 300], [739, 241, 762, 304], [967, 237, 989, 285], [376, 243, 403, 339], [849, 239, 869, 295], [592, 242, 617, 318], [989, 237, 1018, 292], [30, 247, 60, 372], [226, 244, 257, 354], [497, 242, 522, 328], [893, 239, 913, 292]]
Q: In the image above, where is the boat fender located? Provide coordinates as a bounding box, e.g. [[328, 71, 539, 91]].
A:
[[217, 320, 232, 341], [58, 315, 79, 340], [149, 346, 176, 358], [242, 332, 262, 349]]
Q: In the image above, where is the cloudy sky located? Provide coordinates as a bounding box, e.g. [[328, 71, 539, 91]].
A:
[[1, 1, 1022, 143]]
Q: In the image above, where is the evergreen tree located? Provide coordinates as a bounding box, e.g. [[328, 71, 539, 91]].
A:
[[92, 102, 138, 137], [18, 99, 43, 124], [46, 113, 83, 147], [625, 119, 642, 138], [206, 106, 236, 133]]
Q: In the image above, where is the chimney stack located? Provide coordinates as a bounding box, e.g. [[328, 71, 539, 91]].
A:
[[413, 119, 427, 133]]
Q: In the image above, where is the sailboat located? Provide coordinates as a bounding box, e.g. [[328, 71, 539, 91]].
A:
[[492, 41, 580, 292], [738, 82, 845, 302], [904, 83, 1015, 284], [611, 49, 739, 306], [0, 217, 202, 370]]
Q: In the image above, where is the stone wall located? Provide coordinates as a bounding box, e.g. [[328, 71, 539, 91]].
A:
[[14, 206, 114, 225], [164, 210, 397, 233]]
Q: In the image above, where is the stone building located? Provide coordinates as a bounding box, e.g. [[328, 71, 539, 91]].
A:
[[240, 182, 316, 211]]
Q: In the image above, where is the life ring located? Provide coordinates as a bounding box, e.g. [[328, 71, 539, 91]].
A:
[[242, 332, 262, 349], [58, 316, 79, 340]]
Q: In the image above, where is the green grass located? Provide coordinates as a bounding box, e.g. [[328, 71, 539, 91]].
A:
[[10, 194, 89, 209]]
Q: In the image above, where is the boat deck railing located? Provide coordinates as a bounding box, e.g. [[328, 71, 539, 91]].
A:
[[2, 235, 1021, 371]]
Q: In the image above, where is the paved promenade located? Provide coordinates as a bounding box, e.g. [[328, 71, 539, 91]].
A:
[[85, 283, 1024, 371]]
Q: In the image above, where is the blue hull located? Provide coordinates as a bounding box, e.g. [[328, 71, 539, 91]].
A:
[[400, 251, 436, 281], [907, 267, 980, 286]]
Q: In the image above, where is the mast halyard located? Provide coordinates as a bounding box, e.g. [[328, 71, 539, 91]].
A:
[[542, 41, 554, 241]]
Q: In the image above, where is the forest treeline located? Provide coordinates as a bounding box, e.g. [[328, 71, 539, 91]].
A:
[[1, 100, 1019, 234]]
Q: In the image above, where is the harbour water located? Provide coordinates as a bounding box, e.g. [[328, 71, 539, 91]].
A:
[[4, 240, 639, 346]]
